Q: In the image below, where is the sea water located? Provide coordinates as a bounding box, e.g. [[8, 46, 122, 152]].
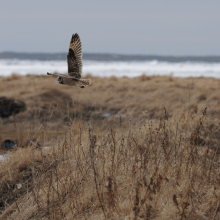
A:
[[0, 59, 220, 78]]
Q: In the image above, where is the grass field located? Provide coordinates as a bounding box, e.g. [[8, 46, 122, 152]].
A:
[[0, 74, 220, 219]]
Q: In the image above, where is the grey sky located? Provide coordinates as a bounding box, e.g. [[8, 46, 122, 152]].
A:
[[1, 0, 220, 55]]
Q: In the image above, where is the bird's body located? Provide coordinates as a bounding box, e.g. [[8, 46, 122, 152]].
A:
[[47, 33, 91, 88], [57, 76, 91, 88]]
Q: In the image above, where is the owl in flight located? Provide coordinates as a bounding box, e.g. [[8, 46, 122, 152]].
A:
[[47, 33, 91, 88]]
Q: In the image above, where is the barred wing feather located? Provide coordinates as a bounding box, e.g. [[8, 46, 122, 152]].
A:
[[67, 33, 82, 78]]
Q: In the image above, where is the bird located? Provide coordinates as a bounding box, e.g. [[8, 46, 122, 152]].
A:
[[47, 33, 91, 88]]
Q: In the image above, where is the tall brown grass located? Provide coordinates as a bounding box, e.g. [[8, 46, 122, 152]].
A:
[[0, 75, 220, 219]]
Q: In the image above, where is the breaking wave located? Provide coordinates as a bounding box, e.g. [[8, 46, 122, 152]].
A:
[[0, 59, 220, 78]]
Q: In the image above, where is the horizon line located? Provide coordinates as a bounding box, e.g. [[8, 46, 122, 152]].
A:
[[1, 51, 220, 57]]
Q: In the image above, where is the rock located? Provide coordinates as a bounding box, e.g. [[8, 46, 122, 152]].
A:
[[0, 97, 26, 118], [2, 139, 15, 149]]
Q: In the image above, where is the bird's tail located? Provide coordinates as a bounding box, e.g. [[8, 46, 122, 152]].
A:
[[76, 78, 92, 88]]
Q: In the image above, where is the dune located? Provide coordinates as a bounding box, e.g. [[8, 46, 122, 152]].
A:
[[0, 74, 220, 219]]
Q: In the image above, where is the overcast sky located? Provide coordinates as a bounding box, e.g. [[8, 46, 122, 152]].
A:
[[1, 0, 220, 55]]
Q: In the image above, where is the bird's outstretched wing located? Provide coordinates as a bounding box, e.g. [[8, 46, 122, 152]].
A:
[[67, 33, 82, 79], [47, 72, 78, 79]]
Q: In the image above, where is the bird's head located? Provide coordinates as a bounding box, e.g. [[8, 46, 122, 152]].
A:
[[57, 76, 64, 84]]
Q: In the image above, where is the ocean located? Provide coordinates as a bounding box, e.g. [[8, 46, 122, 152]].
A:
[[0, 59, 220, 78]]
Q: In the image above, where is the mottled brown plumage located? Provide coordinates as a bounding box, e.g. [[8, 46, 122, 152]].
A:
[[47, 33, 91, 88], [67, 33, 82, 78]]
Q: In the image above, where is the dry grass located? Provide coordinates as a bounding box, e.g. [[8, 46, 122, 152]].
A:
[[0, 74, 220, 219]]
